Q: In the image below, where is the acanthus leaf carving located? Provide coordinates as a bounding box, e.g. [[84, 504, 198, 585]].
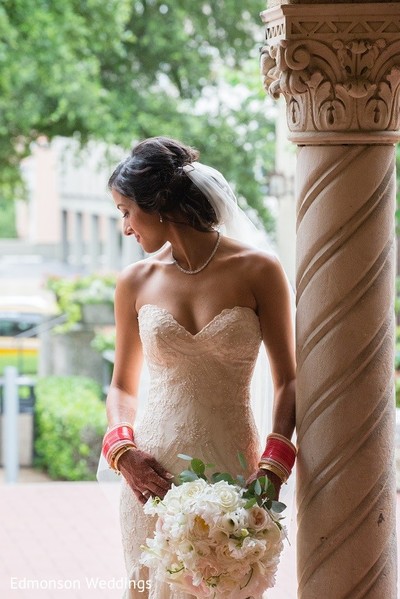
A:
[[261, 37, 400, 135]]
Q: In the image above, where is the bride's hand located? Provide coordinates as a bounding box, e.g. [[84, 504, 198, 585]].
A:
[[117, 447, 174, 505], [246, 468, 282, 500]]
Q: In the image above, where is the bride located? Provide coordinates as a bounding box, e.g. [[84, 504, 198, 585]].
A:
[[103, 136, 296, 599]]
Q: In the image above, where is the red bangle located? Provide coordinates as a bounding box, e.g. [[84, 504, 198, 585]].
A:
[[107, 422, 134, 433], [262, 444, 295, 470], [102, 425, 134, 459], [260, 434, 297, 476]]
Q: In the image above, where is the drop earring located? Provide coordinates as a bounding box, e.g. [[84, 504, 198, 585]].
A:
[[159, 214, 163, 223]]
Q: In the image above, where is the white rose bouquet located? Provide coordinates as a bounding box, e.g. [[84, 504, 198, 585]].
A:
[[140, 453, 287, 599]]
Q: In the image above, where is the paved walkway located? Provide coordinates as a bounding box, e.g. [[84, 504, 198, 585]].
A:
[[0, 480, 125, 599], [0, 475, 399, 599]]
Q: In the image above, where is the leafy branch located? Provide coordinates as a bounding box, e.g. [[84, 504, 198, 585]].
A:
[[176, 452, 286, 517]]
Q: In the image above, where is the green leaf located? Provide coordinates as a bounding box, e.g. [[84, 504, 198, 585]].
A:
[[191, 458, 205, 476], [267, 480, 276, 498], [270, 500, 287, 513], [178, 470, 199, 483], [237, 450, 247, 470], [177, 453, 193, 461], [210, 471, 221, 483], [254, 478, 262, 496], [244, 480, 260, 497], [244, 497, 257, 509], [212, 472, 235, 484]]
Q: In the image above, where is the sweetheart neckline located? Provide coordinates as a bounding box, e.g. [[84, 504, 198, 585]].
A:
[[137, 304, 259, 338]]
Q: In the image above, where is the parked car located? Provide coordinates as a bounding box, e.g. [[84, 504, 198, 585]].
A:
[[0, 296, 56, 373]]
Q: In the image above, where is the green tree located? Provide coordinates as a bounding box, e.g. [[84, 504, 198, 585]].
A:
[[1, 0, 274, 228]]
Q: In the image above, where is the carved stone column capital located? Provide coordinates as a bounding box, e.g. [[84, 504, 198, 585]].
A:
[[260, 3, 400, 143]]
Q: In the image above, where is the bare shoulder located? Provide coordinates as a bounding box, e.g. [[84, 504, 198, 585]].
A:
[[115, 249, 170, 311], [115, 258, 156, 310], [220, 236, 282, 278], [247, 251, 292, 310], [247, 250, 284, 279], [117, 258, 151, 287]]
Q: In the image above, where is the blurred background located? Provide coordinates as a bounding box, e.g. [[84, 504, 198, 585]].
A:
[[0, 1, 399, 598]]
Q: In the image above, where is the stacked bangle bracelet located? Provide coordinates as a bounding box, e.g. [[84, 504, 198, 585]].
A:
[[258, 433, 297, 483], [102, 422, 137, 474]]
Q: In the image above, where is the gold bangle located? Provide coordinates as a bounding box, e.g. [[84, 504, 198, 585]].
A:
[[110, 443, 136, 471], [259, 464, 287, 483], [259, 459, 288, 475], [261, 457, 290, 478], [106, 440, 136, 466], [113, 447, 134, 472], [112, 447, 134, 473], [258, 461, 288, 483]]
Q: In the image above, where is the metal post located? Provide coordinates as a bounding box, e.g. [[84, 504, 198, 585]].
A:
[[61, 209, 69, 264], [90, 213, 101, 271], [74, 211, 84, 269], [3, 367, 19, 483]]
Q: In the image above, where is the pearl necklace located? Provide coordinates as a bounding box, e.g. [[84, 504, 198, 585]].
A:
[[172, 232, 221, 275]]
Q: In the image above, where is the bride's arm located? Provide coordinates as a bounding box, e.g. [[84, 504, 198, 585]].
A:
[[253, 253, 296, 440], [246, 253, 296, 496], [106, 266, 143, 427], [105, 265, 174, 504]]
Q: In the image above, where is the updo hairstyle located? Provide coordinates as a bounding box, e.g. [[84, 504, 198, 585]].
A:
[[108, 137, 218, 231]]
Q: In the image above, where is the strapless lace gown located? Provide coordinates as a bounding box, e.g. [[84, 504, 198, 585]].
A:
[[120, 304, 264, 599]]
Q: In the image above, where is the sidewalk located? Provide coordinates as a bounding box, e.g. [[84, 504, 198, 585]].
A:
[[0, 475, 399, 599], [0, 480, 125, 599]]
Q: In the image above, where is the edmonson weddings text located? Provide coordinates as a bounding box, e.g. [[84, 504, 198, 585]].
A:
[[10, 577, 150, 591]]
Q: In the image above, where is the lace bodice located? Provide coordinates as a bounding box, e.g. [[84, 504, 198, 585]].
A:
[[120, 304, 264, 599]]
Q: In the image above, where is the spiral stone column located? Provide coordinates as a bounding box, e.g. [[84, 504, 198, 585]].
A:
[[260, 3, 399, 598]]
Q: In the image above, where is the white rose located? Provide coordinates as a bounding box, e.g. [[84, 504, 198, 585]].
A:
[[176, 479, 208, 505], [211, 480, 241, 512], [163, 482, 203, 513]]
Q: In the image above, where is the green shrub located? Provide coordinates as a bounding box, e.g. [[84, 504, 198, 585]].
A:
[[396, 378, 400, 409], [46, 273, 117, 332], [91, 328, 116, 353], [34, 376, 107, 480], [396, 325, 400, 371], [0, 197, 17, 238]]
